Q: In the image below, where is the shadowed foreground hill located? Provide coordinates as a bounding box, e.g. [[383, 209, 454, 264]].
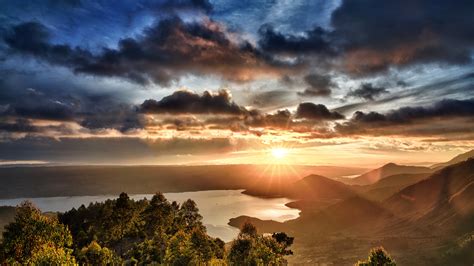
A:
[[385, 158, 474, 227]]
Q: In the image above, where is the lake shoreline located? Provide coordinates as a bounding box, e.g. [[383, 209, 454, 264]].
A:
[[0, 190, 300, 242]]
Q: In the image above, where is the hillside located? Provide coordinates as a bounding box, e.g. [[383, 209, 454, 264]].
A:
[[360, 173, 431, 201], [346, 163, 433, 186], [431, 149, 474, 170], [285, 175, 357, 200], [385, 159, 474, 226], [243, 174, 357, 208]]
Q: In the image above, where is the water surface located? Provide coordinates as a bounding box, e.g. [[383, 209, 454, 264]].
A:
[[0, 190, 299, 242]]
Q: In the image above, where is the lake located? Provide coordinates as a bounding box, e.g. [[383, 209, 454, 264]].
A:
[[0, 190, 299, 242]]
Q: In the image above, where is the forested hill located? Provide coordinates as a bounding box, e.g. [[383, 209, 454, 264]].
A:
[[0, 193, 294, 265]]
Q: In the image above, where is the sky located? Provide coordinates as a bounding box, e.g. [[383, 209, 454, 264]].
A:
[[0, 0, 473, 167]]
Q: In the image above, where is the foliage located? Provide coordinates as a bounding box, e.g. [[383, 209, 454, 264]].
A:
[[27, 243, 76, 265], [227, 222, 294, 265], [356, 247, 396, 266], [0, 201, 75, 265], [58, 192, 225, 264], [77, 241, 120, 265], [1, 193, 294, 265]]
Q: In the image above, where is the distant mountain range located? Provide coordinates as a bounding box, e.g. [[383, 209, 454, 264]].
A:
[[230, 149, 474, 264], [344, 163, 433, 186], [431, 149, 474, 170]]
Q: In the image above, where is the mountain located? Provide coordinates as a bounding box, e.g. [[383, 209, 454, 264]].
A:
[[347, 163, 432, 186], [431, 149, 474, 170], [287, 196, 393, 233], [360, 173, 431, 201], [285, 174, 357, 200], [385, 159, 474, 230], [243, 173, 357, 200]]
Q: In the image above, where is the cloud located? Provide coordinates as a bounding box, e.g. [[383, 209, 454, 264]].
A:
[[258, 24, 334, 56], [253, 0, 474, 77], [295, 102, 344, 120], [80, 104, 143, 132], [0, 80, 144, 133], [331, 0, 474, 75], [0, 119, 38, 133], [347, 83, 388, 101], [3, 17, 288, 85], [0, 136, 236, 163], [336, 98, 474, 136], [250, 90, 293, 108], [298, 73, 335, 97], [140, 89, 249, 115], [248, 109, 293, 129], [0, 86, 76, 121], [159, 0, 213, 13]]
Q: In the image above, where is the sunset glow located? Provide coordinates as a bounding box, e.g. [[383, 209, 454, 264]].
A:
[[1, 1, 474, 265], [271, 148, 288, 159], [0, 1, 472, 167]]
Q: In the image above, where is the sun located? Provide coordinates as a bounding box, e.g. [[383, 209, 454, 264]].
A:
[[271, 148, 288, 159]]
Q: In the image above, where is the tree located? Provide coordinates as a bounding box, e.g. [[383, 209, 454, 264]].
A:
[[272, 232, 294, 256], [77, 241, 119, 265], [164, 230, 195, 265], [228, 222, 294, 266], [356, 247, 396, 266], [27, 243, 76, 265], [0, 201, 75, 265], [178, 199, 205, 232], [240, 222, 258, 237], [141, 193, 173, 237], [126, 234, 168, 264]]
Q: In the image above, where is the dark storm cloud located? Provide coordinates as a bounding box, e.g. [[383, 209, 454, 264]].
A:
[[258, 24, 334, 56], [140, 90, 248, 115], [295, 102, 344, 120], [0, 119, 38, 133], [0, 87, 76, 121], [298, 73, 335, 97], [336, 98, 474, 135], [0, 79, 144, 133], [248, 109, 293, 129], [79, 104, 143, 132], [347, 83, 388, 101], [254, 0, 474, 76], [331, 0, 474, 75], [159, 0, 213, 13], [3, 17, 288, 85]]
